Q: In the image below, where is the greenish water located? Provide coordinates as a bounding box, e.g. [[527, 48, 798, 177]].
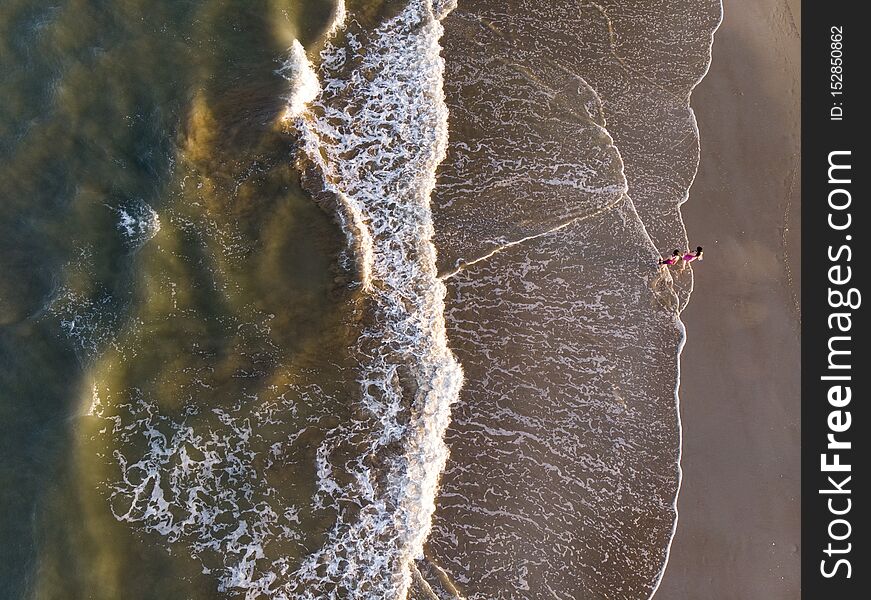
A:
[[1, 1, 356, 597]]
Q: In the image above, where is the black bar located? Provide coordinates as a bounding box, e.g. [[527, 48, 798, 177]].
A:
[[802, 2, 866, 597]]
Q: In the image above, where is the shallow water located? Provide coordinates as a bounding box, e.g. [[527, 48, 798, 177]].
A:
[[1, 1, 720, 598], [421, 2, 721, 597]]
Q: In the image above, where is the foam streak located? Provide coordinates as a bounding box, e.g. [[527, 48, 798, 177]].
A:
[[288, 2, 463, 598]]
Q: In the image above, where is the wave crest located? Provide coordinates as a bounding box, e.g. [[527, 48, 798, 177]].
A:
[[287, 1, 463, 598]]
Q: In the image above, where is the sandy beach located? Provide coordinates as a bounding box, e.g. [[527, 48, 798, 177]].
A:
[[655, 0, 801, 598]]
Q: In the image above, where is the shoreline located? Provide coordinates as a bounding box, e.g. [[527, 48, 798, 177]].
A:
[[655, 0, 801, 597], [653, 1, 726, 593]]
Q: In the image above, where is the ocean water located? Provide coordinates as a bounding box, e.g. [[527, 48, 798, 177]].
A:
[[0, 1, 721, 599]]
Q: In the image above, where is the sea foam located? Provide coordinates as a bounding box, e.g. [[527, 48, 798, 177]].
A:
[[287, 1, 463, 597], [278, 41, 321, 122]]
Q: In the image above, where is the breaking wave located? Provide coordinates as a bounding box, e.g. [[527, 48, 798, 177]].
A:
[[285, 1, 463, 597]]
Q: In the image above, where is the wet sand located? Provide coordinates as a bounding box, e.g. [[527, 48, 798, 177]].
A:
[[655, 0, 801, 598]]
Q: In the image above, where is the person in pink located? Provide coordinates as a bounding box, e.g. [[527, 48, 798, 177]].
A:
[[683, 246, 704, 263], [676, 246, 704, 272], [658, 249, 682, 266]]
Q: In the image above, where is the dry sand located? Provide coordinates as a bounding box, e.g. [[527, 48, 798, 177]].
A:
[[655, 0, 801, 598]]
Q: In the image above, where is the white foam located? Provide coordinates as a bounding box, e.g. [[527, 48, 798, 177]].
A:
[[325, 0, 347, 39], [286, 1, 463, 597], [115, 199, 161, 248], [278, 40, 322, 122], [98, 389, 301, 598]]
